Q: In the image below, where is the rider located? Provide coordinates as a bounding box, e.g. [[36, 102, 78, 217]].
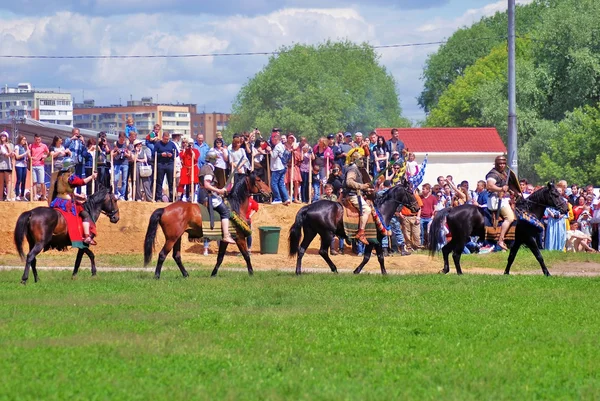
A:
[[49, 158, 98, 245], [343, 151, 374, 245], [486, 155, 515, 251], [198, 150, 236, 244]]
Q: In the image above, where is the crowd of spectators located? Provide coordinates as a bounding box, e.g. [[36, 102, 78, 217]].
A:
[[1, 121, 599, 257]]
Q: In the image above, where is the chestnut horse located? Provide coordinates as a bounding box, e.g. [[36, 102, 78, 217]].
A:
[[13, 185, 120, 284], [143, 172, 271, 278]]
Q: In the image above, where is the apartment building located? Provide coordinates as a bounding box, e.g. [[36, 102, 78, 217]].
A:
[[190, 112, 231, 144], [73, 98, 196, 137], [0, 83, 73, 125]]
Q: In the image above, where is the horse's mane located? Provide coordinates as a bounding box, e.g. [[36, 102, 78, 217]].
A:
[[375, 184, 405, 208], [517, 185, 547, 210], [227, 173, 255, 213], [84, 185, 108, 217]]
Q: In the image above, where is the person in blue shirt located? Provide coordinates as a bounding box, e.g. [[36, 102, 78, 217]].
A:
[[154, 131, 178, 202], [64, 128, 87, 194], [194, 133, 210, 170], [125, 117, 138, 139]]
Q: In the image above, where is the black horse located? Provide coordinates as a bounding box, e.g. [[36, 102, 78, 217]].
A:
[[289, 181, 419, 275], [14, 186, 120, 284], [428, 183, 568, 276]]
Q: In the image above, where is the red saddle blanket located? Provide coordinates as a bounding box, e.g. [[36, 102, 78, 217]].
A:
[[54, 208, 86, 249]]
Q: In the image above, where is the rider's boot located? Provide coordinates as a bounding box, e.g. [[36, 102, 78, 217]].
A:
[[82, 222, 97, 246], [221, 219, 236, 244], [355, 229, 369, 245]]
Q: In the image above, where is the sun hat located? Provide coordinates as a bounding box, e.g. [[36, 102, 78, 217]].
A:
[[133, 139, 144, 146]]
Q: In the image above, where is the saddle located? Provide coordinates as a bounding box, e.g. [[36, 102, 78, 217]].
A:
[[484, 214, 516, 242], [341, 198, 360, 218]]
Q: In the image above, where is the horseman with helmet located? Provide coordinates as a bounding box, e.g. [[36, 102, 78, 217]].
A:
[[342, 150, 374, 245], [485, 155, 515, 251], [49, 158, 98, 245], [198, 150, 236, 244]]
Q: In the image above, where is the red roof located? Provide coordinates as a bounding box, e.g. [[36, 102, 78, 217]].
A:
[[375, 127, 506, 153]]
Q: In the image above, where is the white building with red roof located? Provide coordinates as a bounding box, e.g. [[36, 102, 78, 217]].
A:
[[375, 127, 507, 188]]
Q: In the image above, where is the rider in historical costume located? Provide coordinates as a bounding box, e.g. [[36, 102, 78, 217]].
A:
[[343, 151, 374, 245], [485, 155, 515, 251], [198, 150, 236, 244], [49, 158, 98, 245]]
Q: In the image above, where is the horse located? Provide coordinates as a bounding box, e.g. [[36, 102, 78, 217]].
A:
[[143, 172, 271, 279], [289, 181, 419, 275], [13, 185, 120, 284], [428, 183, 568, 276]]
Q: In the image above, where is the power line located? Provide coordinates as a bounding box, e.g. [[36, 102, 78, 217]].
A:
[[0, 36, 507, 60]]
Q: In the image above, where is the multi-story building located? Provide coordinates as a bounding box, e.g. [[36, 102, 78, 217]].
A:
[[0, 83, 73, 125], [190, 112, 231, 144], [73, 97, 196, 137]]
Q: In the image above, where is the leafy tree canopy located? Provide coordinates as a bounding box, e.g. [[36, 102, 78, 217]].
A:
[[228, 41, 409, 142]]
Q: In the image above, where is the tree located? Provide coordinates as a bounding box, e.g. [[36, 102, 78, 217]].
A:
[[228, 41, 409, 141], [536, 104, 600, 186]]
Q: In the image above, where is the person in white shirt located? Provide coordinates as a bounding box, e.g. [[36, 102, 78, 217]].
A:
[[269, 133, 290, 205]]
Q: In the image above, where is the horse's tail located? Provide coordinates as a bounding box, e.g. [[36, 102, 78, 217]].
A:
[[428, 207, 451, 257], [14, 210, 32, 261], [144, 208, 165, 266], [289, 206, 308, 258]]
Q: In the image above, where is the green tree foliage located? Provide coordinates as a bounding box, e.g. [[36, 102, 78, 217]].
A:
[[418, 1, 545, 112], [229, 41, 409, 141], [535, 105, 600, 185]]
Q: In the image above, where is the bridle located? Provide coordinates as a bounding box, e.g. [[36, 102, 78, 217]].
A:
[[101, 194, 119, 220], [246, 175, 270, 198]]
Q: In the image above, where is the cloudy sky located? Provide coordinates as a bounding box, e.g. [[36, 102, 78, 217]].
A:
[[0, 0, 530, 123]]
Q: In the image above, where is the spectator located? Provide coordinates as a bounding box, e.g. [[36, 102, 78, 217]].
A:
[[544, 206, 567, 251], [337, 132, 353, 169], [372, 136, 389, 174], [95, 133, 112, 190], [368, 131, 378, 151], [311, 164, 321, 203], [229, 136, 250, 183], [210, 137, 228, 189], [299, 138, 313, 203], [125, 117, 138, 139], [29, 133, 49, 201], [327, 165, 343, 197], [49, 136, 70, 172], [132, 139, 153, 202], [146, 123, 161, 155], [84, 138, 96, 195], [194, 133, 210, 170], [13, 135, 29, 201], [573, 196, 586, 222], [154, 131, 178, 202], [320, 183, 337, 201], [177, 137, 199, 202], [405, 152, 419, 178], [284, 134, 302, 203], [111, 132, 131, 200], [171, 132, 183, 196], [252, 138, 269, 184], [400, 189, 422, 251], [64, 128, 86, 194], [420, 183, 437, 248], [0, 131, 13, 201], [385, 162, 404, 186], [386, 128, 405, 161], [577, 209, 593, 237], [269, 132, 290, 205], [313, 137, 334, 179], [320, 184, 343, 255], [353, 132, 363, 148], [124, 130, 138, 201], [246, 195, 259, 254], [566, 222, 597, 253]]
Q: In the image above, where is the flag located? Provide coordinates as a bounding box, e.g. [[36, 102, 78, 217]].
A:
[[408, 154, 428, 188]]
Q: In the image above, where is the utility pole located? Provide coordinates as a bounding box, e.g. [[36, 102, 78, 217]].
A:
[[508, 0, 518, 175]]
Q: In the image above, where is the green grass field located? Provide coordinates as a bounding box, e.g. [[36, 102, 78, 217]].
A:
[[1, 270, 599, 400]]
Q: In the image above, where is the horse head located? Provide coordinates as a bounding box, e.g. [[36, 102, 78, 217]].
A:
[[247, 172, 271, 198], [546, 182, 569, 214], [397, 179, 419, 213], [97, 184, 120, 223]]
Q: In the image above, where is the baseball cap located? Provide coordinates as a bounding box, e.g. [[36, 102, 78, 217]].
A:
[[327, 134, 335, 139], [344, 132, 352, 138]]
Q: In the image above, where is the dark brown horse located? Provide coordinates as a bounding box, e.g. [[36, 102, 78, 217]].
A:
[[143, 172, 271, 278], [289, 181, 419, 275], [14, 185, 120, 284], [428, 183, 568, 276]]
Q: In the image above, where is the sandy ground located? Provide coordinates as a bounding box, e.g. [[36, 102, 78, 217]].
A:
[[2, 201, 600, 277]]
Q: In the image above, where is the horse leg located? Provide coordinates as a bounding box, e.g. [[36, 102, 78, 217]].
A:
[[155, 238, 177, 279], [504, 237, 523, 275], [440, 240, 453, 274], [523, 234, 551, 276], [375, 243, 387, 275], [31, 257, 39, 283], [451, 248, 463, 275], [296, 229, 317, 275], [172, 237, 189, 278], [235, 235, 253, 276], [85, 248, 97, 277], [353, 243, 374, 274], [72, 248, 85, 279], [318, 232, 338, 274], [210, 240, 229, 277], [21, 242, 44, 284]]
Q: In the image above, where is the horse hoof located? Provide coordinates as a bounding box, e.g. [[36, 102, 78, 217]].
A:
[[438, 269, 448, 275], [154, 275, 160, 280], [545, 272, 552, 277], [353, 269, 360, 275], [248, 270, 254, 276], [20, 280, 27, 285], [72, 275, 77, 280]]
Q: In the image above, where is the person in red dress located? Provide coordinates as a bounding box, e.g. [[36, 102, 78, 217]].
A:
[[176, 137, 200, 201], [246, 196, 259, 253]]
